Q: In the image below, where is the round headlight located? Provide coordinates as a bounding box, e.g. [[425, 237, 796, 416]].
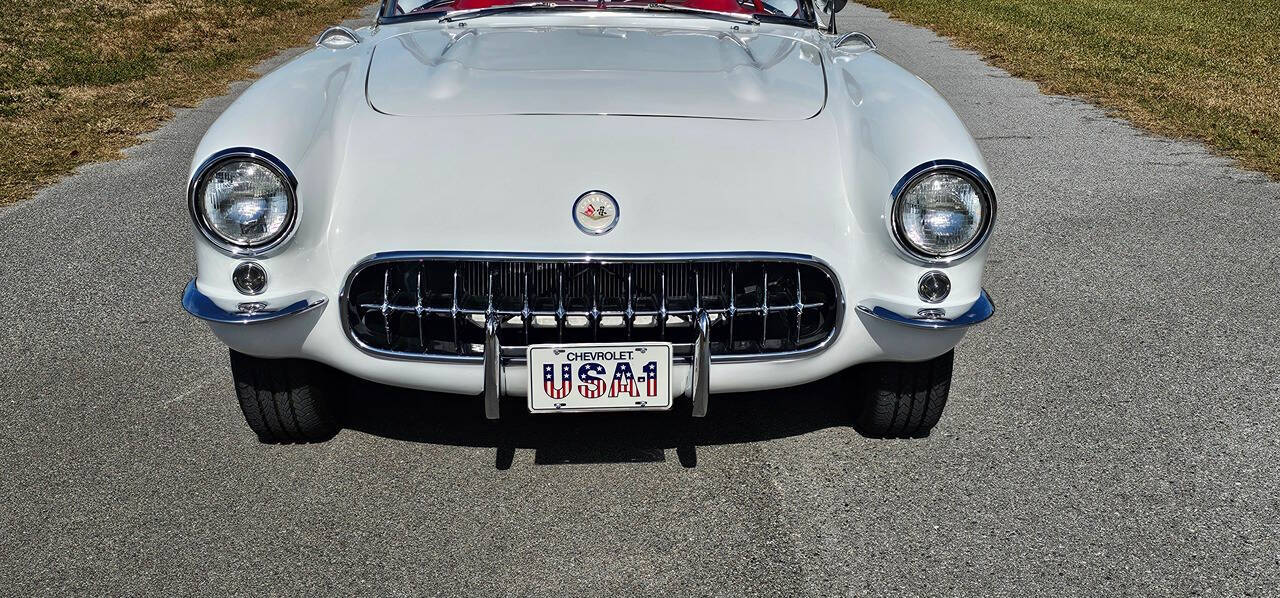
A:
[[892, 165, 994, 262], [190, 152, 296, 255]]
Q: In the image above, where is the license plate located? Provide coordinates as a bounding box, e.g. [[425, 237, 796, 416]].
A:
[[527, 342, 673, 413]]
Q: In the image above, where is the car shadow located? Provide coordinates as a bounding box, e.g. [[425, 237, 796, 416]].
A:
[[338, 372, 858, 468]]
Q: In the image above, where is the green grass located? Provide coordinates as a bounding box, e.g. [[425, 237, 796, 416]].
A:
[[0, 0, 373, 206], [857, 0, 1280, 178]]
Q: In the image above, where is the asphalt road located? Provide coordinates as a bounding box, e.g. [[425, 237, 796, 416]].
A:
[[3, 4, 1279, 596]]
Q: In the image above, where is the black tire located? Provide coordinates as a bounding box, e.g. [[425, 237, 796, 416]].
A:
[[229, 350, 340, 444], [853, 350, 953, 439]]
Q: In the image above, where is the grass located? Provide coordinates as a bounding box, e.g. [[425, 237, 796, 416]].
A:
[[856, 0, 1280, 179], [0, 0, 373, 206]]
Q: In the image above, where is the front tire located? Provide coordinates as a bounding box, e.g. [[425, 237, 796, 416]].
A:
[[854, 350, 954, 439], [230, 350, 340, 444]]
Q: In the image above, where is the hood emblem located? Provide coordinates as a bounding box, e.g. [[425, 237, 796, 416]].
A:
[[573, 191, 619, 235]]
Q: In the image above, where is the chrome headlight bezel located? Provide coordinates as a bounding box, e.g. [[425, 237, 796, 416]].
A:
[[187, 148, 299, 258], [889, 160, 997, 265]]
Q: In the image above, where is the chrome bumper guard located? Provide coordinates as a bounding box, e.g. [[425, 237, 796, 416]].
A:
[[856, 289, 995, 329], [484, 316, 502, 419], [182, 279, 327, 325]]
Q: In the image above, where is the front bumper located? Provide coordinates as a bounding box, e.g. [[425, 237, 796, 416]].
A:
[[182, 279, 327, 325], [856, 289, 995, 329], [183, 278, 993, 416]]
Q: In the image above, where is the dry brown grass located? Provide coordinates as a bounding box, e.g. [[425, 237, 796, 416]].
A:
[[0, 0, 373, 205], [857, 0, 1280, 179]]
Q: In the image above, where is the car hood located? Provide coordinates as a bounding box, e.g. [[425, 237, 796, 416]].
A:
[[321, 110, 852, 264], [365, 26, 827, 120]]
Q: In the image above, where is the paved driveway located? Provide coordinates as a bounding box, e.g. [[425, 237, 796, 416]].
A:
[[1, 4, 1277, 595]]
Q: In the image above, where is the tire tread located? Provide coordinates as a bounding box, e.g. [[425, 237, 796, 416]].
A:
[[229, 350, 339, 444], [854, 351, 954, 439]]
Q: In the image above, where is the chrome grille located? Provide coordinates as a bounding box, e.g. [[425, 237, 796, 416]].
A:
[[341, 253, 841, 362]]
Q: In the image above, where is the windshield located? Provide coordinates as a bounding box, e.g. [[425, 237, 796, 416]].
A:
[[384, 0, 811, 23]]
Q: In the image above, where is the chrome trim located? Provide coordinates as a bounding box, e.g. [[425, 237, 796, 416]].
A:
[[435, 3, 762, 25], [187, 148, 300, 259], [182, 279, 325, 325], [483, 316, 502, 419], [237, 301, 268, 314], [316, 26, 361, 48], [337, 251, 845, 365], [438, 2, 555, 23], [856, 289, 994, 329], [632, 3, 760, 25], [691, 311, 710, 417], [888, 160, 997, 266], [833, 31, 875, 50], [572, 190, 619, 236]]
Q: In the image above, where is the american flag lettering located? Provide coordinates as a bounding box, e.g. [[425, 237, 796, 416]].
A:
[[577, 362, 608, 398], [642, 360, 659, 397], [609, 362, 639, 398], [543, 363, 572, 399]]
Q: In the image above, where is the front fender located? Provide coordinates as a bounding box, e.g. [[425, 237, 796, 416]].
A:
[[188, 35, 375, 311], [824, 44, 993, 319]]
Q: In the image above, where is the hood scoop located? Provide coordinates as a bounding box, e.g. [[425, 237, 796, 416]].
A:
[[365, 26, 826, 120]]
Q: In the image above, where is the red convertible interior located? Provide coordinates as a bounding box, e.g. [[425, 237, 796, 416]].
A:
[[405, 0, 780, 17]]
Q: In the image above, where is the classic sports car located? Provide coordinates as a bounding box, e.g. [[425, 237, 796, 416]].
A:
[[182, 0, 996, 443]]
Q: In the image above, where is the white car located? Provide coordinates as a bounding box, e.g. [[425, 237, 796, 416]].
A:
[[182, 0, 996, 443]]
